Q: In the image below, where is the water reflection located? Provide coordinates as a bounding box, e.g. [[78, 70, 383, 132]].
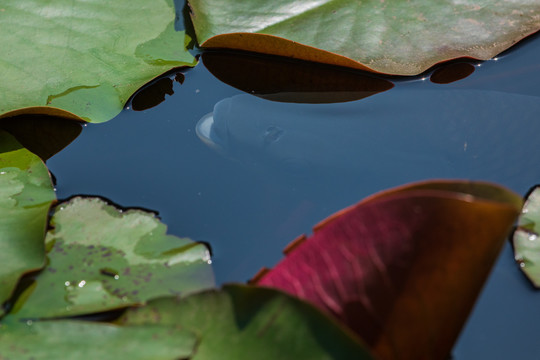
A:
[[430, 62, 477, 84], [0, 115, 82, 160], [202, 51, 394, 103], [129, 71, 186, 111], [197, 89, 540, 192]]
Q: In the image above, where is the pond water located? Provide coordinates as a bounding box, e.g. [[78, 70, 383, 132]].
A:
[[45, 10, 540, 359]]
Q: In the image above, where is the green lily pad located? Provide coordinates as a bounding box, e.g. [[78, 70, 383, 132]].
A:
[[0, 0, 196, 123], [120, 284, 373, 359], [0, 317, 196, 359], [0, 130, 55, 312], [513, 186, 540, 287], [188, 0, 540, 75], [11, 197, 214, 319]]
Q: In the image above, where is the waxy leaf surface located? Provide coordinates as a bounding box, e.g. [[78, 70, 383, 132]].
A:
[[120, 284, 373, 360], [254, 180, 522, 360], [0, 318, 196, 359], [0, 0, 195, 123], [513, 186, 540, 287], [12, 197, 214, 319], [0, 131, 55, 311], [189, 0, 540, 75]]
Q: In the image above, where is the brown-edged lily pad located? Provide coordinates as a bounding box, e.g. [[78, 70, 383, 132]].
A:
[[188, 0, 540, 75], [252, 180, 522, 360]]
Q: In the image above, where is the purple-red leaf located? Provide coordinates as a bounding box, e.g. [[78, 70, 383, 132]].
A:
[[253, 180, 522, 360]]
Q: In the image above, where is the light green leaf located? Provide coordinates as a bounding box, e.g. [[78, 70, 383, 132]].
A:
[[513, 186, 540, 287], [11, 197, 214, 319], [188, 0, 540, 75], [120, 284, 373, 360], [0, 130, 55, 312], [0, 0, 196, 123], [0, 318, 196, 360]]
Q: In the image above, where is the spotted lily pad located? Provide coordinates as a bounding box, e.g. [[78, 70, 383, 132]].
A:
[[120, 284, 373, 359], [11, 197, 214, 319], [188, 0, 540, 75], [513, 186, 540, 287], [0, 131, 55, 312], [0, 317, 196, 360], [0, 0, 196, 122]]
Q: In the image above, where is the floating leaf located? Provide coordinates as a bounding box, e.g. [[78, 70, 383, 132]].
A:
[[202, 51, 393, 103], [0, 131, 55, 312], [0, 317, 196, 360], [188, 0, 540, 75], [253, 180, 522, 360], [11, 197, 214, 319], [0, 0, 196, 122], [120, 284, 373, 360], [513, 186, 540, 287]]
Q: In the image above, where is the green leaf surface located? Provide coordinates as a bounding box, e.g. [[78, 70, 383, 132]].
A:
[[0, 0, 196, 123], [188, 0, 540, 75], [0, 318, 196, 360], [513, 186, 540, 287], [0, 130, 55, 311], [11, 197, 214, 319], [120, 284, 373, 360]]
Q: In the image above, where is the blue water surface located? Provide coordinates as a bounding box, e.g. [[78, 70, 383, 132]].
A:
[[47, 29, 540, 359]]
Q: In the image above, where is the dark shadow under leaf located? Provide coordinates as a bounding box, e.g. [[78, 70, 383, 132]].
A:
[[0, 115, 82, 160], [202, 51, 394, 103]]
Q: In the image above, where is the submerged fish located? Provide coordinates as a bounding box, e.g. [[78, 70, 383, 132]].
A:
[[196, 88, 540, 193]]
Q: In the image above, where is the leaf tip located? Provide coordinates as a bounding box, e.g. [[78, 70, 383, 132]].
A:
[[283, 234, 307, 255], [248, 267, 270, 284]]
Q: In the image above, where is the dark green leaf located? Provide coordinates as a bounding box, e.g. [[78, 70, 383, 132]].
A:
[[120, 284, 373, 360]]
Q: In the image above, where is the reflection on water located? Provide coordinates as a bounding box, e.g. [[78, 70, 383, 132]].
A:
[[46, 32, 540, 359], [0, 115, 82, 160], [430, 62, 477, 84], [130, 72, 186, 111], [202, 51, 394, 103]]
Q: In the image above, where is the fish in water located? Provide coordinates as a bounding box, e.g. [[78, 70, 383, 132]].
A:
[[196, 88, 540, 193]]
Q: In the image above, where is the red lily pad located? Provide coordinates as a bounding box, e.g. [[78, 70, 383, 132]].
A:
[[253, 180, 522, 360]]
